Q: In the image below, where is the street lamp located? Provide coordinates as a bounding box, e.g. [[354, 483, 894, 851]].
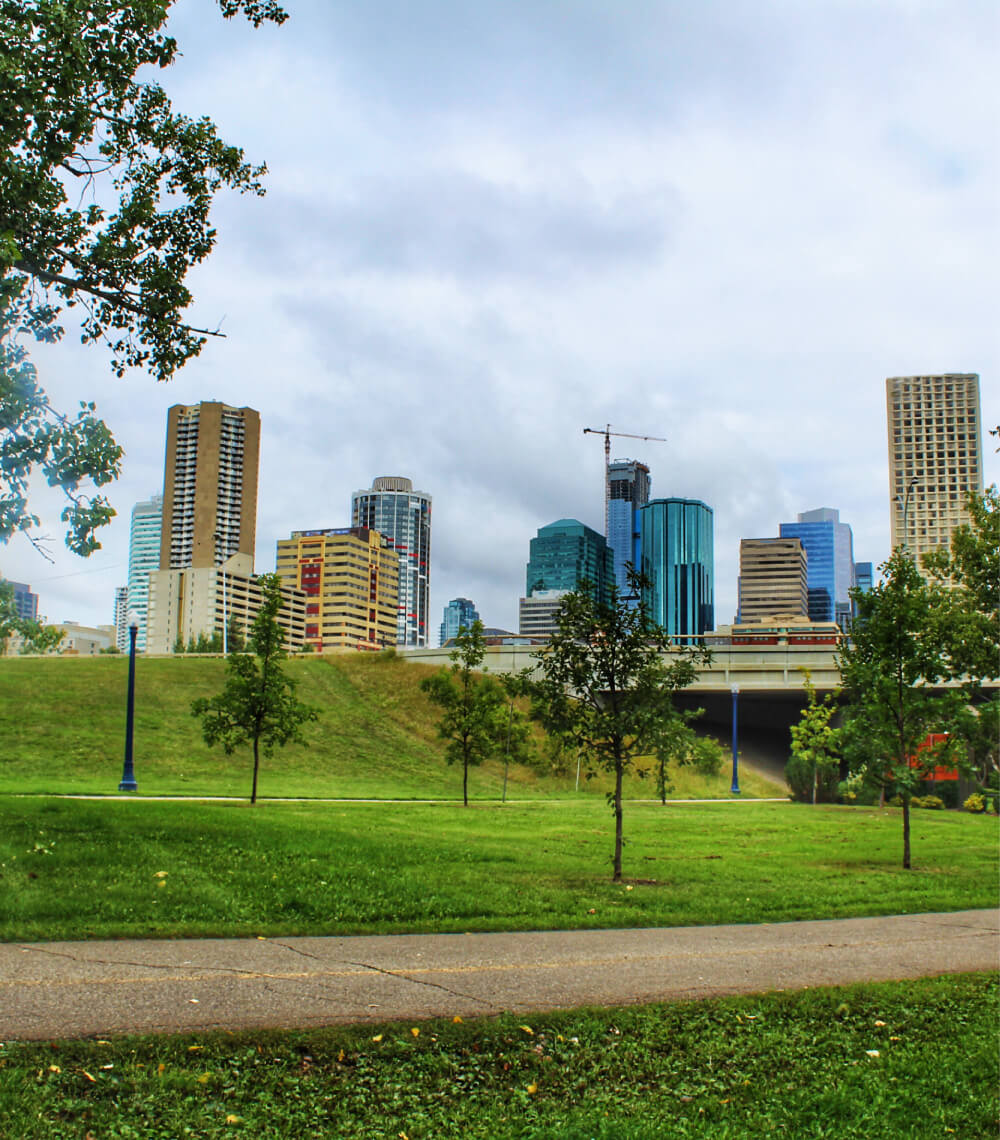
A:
[[730, 683, 741, 795], [119, 610, 139, 792]]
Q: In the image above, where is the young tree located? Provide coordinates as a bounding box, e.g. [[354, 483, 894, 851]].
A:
[[649, 712, 722, 804], [192, 575, 317, 804], [525, 573, 709, 881], [838, 549, 968, 868], [786, 670, 840, 804], [0, 580, 63, 655], [1, 0, 286, 555], [420, 621, 518, 806]]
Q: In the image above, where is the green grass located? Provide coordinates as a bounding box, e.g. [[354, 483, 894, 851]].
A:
[[2, 798, 996, 942], [1, 974, 996, 1138], [0, 654, 782, 800]]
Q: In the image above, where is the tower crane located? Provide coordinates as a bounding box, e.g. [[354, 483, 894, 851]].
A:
[[583, 424, 666, 535]]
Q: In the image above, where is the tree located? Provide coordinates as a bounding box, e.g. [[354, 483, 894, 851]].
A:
[[650, 712, 722, 804], [838, 549, 969, 868], [0, 579, 63, 655], [1, 0, 285, 555], [786, 670, 840, 804], [420, 621, 518, 806], [525, 573, 709, 881], [192, 574, 317, 804]]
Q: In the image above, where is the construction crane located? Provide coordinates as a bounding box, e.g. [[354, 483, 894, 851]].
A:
[[583, 424, 666, 535]]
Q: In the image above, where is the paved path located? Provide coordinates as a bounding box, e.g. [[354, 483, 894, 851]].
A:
[[2, 910, 996, 1041]]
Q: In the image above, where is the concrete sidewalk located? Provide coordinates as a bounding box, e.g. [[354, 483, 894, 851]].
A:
[[1, 909, 996, 1041]]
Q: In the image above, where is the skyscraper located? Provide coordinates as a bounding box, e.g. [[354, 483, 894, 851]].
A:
[[639, 498, 714, 640], [351, 476, 432, 647], [126, 493, 162, 651], [779, 507, 855, 628], [607, 459, 651, 598], [159, 402, 260, 571], [525, 519, 614, 603], [886, 374, 983, 565], [440, 597, 480, 646], [737, 538, 808, 623]]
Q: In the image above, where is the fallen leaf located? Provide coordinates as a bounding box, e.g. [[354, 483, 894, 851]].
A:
[[372, 1034, 384, 1043], [188, 998, 200, 1004], [196, 1073, 211, 1083], [225, 1115, 242, 1125], [154, 871, 168, 878], [48, 1065, 60, 1073], [865, 1050, 880, 1058], [188, 1045, 203, 1052], [519, 1025, 534, 1035], [81, 1070, 96, 1082], [157, 1063, 166, 1075], [527, 1083, 537, 1094], [337, 1049, 345, 1062], [874, 1020, 886, 1027], [410, 1027, 420, 1037], [157, 880, 166, 888], [452, 1016, 463, 1024]]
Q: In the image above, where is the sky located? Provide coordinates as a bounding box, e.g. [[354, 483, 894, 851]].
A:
[[4, 0, 997, 637]]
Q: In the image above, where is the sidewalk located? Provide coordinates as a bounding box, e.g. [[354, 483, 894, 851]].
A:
[[2, 909, 996, 1041]]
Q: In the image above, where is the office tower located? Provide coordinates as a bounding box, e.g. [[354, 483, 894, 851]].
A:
[[886, 374, 983, 565], [639, 498, 714, 640], [1, 578, 38, 622], [525, 518, 615, 604], [275, 527, 400, 652], [779, 507, 855, 628], [159, 402, 261, 571], [351, 476, 432, 647], [607, 459, 651, 598], [126, 493, 162, 651], [854, 562, 874, 595], [737, 538, 808, 623], [440, 597, 480, 646], [114, 586, 129, 652], [518, 589, 570, 638]]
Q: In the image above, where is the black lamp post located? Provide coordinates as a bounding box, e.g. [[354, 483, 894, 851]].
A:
[[119, 611, 139, 792], [730, 683, 741, 795]]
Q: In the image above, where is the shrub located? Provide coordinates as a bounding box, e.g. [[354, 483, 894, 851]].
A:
[[964, 793, 986, 813], [912, 795, 945, 810]]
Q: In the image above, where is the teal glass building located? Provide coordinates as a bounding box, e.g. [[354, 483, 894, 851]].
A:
[[639, 498, 714, 640], [607, 459, 651, 600], [526, 519, 614, 604], [779, 508, 854, 627]]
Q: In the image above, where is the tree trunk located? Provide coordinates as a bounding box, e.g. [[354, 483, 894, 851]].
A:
[[463, 754, 469, 807], [251, 735, 260, 805], [902, 794, 911, 869], [613, 759, 624, 882], [812, 761, 818, 805]]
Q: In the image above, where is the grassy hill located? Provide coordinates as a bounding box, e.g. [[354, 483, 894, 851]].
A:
[[0, 653, 784, 800]]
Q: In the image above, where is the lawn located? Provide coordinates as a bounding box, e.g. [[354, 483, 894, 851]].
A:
[[0, 654, 782, 800], [1, 798, 996, 942], [1, 974, 995, 1138]]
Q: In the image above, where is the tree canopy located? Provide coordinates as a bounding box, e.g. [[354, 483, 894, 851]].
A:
[[1, 0, 285, 555]]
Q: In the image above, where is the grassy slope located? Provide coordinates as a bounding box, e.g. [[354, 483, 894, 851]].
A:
[[1, 975, 996, 1139], [2, 798, 996, 941], [0, 654, 782, 800]]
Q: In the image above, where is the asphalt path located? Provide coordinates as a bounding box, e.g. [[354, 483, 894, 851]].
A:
[[2, 909, 996, 1042]]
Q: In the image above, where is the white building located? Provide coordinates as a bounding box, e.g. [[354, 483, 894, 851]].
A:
[[518, 589, 570, 639], [126, 493, 162, 651]]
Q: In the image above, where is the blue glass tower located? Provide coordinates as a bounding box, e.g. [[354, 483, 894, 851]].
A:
[[639, 498, 714, 640], [779, 508, 855, 627], [526, 519, 614, 605], [439, 597, 480, 646], [607, 459, 651, 599]]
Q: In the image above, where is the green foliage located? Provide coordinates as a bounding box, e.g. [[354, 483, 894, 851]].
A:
[[964, 793, 986, 813], [0, 579, 63, 655], [839, 549, 970, 868], [786, 670, 841, 804], [524, 572, 709, 880], [192, 575, 318, 803], [910, 795, 944, 810], [650, 716, 723, 804], [420, 621, 526, 806], [0, 0, 284, 554], [1, 976, 996, 1139]]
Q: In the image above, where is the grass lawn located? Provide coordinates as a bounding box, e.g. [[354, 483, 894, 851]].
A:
[[1, 974, 996, 1138], [0, 654, 781, 800], [1, 798, 996, 942]]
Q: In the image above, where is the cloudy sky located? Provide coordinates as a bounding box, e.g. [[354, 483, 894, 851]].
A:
[[5, 0, 997, 637]]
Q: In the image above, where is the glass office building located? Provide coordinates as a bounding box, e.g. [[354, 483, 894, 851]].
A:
[[525, 519, 614, 605], [639, 498, 714, 640], [779, 508, 855, 627], [439, 597, 480, 646], [607, 459, 651, 601]]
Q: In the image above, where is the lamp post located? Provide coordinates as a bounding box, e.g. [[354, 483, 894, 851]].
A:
[[730, 683, 741, 795], [119, 610, 139, 792]]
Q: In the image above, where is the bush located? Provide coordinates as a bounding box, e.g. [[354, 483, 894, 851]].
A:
[[912, 795, 945, 810], [964, 793, 986, 813], [785, 753, 841, 804]]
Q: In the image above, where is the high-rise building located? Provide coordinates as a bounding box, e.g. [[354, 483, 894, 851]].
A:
[[525, 518, 615, 604], [113, 586, 129, 652], [351, 476, 432, 647], [440, 597, 480, 646], [886, 374, 983, 565], [275, 527, 400, 652], [737, 538, 808, 623], [779, 507, 855, 628], [518, 589, 570, 638], [607, 459, 651, 598], [126, 493, 162, 651], [853, 561, 874, 617], [159, 402, 260, 571], [1, 578, 38, 622], [639, 498, 714, 640]]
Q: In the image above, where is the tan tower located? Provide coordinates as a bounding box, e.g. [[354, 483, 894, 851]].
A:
[[886, 374, 983, 565], [737, 538, 808, 623], [159, 402, 261, 570]]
